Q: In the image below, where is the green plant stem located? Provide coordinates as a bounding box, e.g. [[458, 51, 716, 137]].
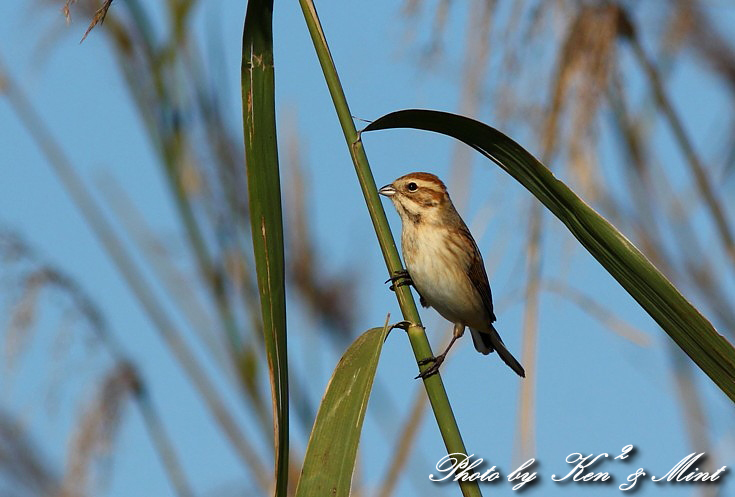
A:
[[297, 3, 481, 497]]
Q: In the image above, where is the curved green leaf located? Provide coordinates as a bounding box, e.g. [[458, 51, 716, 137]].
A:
[[296, 323, 390, 497], [242, 1, 288, 495], [364, 109, 735, 402]]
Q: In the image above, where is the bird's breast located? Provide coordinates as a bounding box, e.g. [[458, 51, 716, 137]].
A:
[[401, 224, 488, 327]]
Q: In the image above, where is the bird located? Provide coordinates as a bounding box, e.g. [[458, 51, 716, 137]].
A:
[[379, 172, 525, 379]]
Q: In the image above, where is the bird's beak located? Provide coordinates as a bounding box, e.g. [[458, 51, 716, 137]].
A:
[[378, 184, 396, 197]]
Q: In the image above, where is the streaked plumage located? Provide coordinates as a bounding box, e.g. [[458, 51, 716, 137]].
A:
[[379, 172, 525, 377]]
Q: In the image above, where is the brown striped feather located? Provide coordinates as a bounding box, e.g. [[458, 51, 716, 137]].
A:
[[458, 224, 497, 323]]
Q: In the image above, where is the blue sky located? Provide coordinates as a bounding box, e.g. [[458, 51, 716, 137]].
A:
[[1, 2, 734, 497]]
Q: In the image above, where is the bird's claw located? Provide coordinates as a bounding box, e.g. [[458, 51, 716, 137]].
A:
[[389, 280, 413, 291], [385, 269, 413, 291], [417, 356, 436, 366], [385, 268, 410, 282], [415, 355, 446, 379]]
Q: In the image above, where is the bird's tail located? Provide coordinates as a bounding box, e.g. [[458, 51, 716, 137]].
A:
[[470, 326, 525, 378]]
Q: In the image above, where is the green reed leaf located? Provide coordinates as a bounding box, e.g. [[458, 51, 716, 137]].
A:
[[242, 1, 289, 495], [296, 323, 391, 497]]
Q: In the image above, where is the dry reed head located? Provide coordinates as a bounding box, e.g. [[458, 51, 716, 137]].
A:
[[0, 411, 59, 497], [0, 232, 107, 376], [62, 0, 77, 24], [5, 270, 45, 373], [677, 1, 735, 93], [59, 362, 138, 497], [543, 4, 625, 197], [0, 232, 135, 497]]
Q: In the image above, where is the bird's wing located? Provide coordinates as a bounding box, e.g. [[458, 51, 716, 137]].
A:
[[459, 224, 496, 323]]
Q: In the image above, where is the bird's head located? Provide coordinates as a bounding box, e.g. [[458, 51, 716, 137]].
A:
[[379, 172, 451, 225]]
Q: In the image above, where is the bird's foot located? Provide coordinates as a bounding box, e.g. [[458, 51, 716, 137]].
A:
[[385, 269, 413, 291], [417, 355, 436, 366], [415, 354, 446, 379]]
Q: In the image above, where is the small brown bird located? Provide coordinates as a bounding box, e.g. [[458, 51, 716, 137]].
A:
[[379, 172, 524, 378]]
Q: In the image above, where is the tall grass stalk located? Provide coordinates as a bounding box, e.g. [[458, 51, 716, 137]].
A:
[[297, 3, 481, 497]]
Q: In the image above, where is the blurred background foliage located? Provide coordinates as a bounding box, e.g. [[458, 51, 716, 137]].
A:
[[1, 0, 734, 496]]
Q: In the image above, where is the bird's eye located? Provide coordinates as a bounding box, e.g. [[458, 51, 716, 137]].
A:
[[407, 182, 418, 192]]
